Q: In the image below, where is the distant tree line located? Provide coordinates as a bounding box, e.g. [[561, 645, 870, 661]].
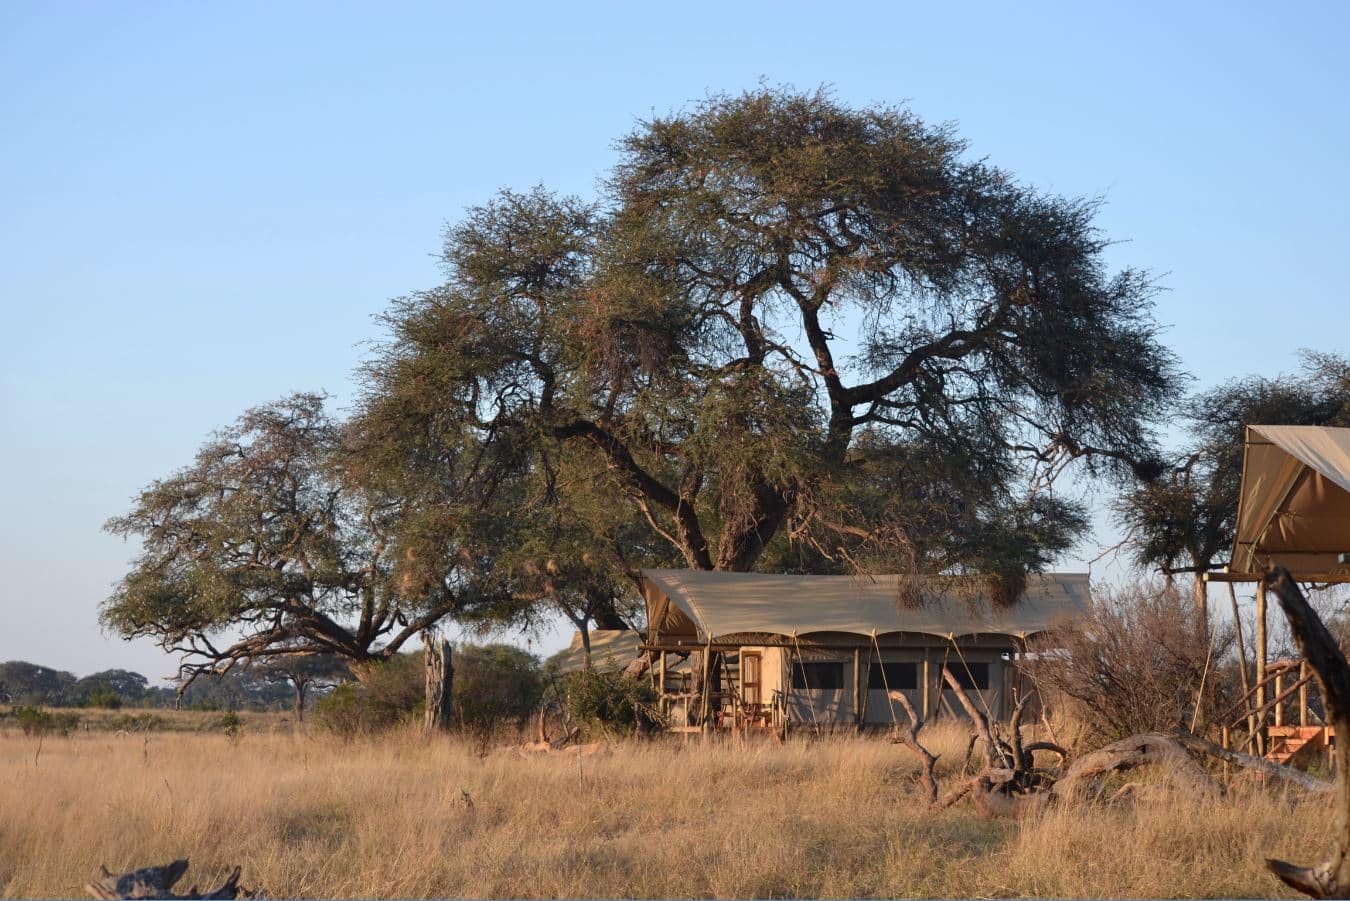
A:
[[0, 657, 348, 713]]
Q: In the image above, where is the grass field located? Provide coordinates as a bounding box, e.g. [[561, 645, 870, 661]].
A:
[[0, 718, 1331, 899]]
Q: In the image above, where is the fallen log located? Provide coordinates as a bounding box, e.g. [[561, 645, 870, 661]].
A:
[[1051, 732, 1220, 803], [86, 860, 259, 900], [1169, 729, 1332, 794]]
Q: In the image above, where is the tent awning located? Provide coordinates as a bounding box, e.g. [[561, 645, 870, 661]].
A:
[[1229, 425, 1350, 576], [641, 569, 1090, 643], [546, 629, 643, 673]]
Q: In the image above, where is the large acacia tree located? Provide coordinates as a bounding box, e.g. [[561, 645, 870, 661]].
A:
[[358, 87, 1180, 584], [102, 394, 518, 692]]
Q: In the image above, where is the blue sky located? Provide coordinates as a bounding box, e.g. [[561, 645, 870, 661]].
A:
[[2, 1, 1347, 681]]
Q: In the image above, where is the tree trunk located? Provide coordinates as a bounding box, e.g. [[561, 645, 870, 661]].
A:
[[423, 632, 453, 733], [293, 681, 307, 722], [1263, 567, 1350, 898], [1193, 574, 1210, 645], [580, 622, 592, 670]]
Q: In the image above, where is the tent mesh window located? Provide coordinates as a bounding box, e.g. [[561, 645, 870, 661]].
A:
[[791, 661, 846, 690], [867, 661, 918, 690], [946, 661, 989, 690]]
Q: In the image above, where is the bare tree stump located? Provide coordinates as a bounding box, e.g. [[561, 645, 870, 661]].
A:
[[1263, 567, 1350, 898], [423, 631, 453, 733], [86, 860, 258, 900]]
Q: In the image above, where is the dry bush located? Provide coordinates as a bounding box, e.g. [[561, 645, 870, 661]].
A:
[[0, 724, 1325, 899], [1024, 583, 1230, 740]]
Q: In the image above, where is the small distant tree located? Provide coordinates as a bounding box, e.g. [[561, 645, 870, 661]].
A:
[[72, 670, 149, 707], [255, 655, 352, 720]]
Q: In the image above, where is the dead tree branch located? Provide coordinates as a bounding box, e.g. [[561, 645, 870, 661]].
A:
[[86, 860, 259, 900]]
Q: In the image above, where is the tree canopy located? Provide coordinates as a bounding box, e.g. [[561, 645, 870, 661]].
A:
[[1117, 350, 1350, 583], [102, 393, 515, 688], [357, 86, 1181, 590]]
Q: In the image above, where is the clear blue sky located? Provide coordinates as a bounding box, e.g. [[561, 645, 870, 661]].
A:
[[2, 1, 1347, 682]]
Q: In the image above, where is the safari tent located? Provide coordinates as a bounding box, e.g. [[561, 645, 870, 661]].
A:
[[639, 569, 1090, 733], [1203, 425, 1350, 758], [1227, 424, 1350, 578]]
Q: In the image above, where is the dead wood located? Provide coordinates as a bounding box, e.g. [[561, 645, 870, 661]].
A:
[[1051, 732, 1220, 803], [886, 689, 939, 804], [1169, 730, 1332, 793], [86, 860, 259, 900], [941, 666, 1013, 770], [1262, 567, 1350, 898]]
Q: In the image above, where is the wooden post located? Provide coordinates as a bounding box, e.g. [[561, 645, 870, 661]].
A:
[[852, 647, 861, 727], [1275, 671, 1286, 727], [699, 647, 714, 733], [1301, 661, 1310, 728], [921, 654, 931, 720], [658, 651, 667, 722], [1257, 581, 1269, 754], [423, 632, 453, 733]]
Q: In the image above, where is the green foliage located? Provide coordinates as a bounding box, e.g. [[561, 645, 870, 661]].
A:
[[313, 645, 547, 736], [106, 712, 164, 732], [14, 705, 51, 735], [314, 654, 424, 736], [1118, 351, 1350, 576], [218, 711, 242, 737], [102, 393, 522, 690], [82, 683, 123, 709], [452, 644, 544, 732], [357, 84, 1181, 601], [0, 662, 76, 706], [10, 706, 80, 736], [560, 669, 660, 735]]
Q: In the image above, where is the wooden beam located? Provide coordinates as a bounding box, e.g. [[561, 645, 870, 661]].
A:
[[1206, 571, 1350, 584]]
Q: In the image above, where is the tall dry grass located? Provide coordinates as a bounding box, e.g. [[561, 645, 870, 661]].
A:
[[0, 721, 1329, 899]]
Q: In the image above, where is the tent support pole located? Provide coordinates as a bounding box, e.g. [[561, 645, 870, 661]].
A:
[[852, 647, 861, 728], [922, 653, 931, 720], [1257, 580, 1269, 755]]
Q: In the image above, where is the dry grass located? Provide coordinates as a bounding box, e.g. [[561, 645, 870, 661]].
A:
[[0, 720, 1330, 899]]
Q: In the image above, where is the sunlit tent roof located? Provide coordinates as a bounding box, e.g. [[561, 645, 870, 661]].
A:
[[1229, 425, 1350, 577], [642, 569, 1090, 642], [547, 630, 644, 673]]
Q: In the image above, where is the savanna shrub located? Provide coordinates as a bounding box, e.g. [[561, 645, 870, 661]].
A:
[[83, 684, 122, 709], [1024, 583, 1230, 740], [314, 653, 423, 736], [561, 668, 660, 735], [453, 644, 544, 733], [14, 705, 51, 735]]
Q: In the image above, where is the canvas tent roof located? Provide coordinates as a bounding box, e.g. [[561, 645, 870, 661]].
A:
[[1229, 425, 1350, 576], [642, 569, 1090, 642], [547, 630, 644, 673]]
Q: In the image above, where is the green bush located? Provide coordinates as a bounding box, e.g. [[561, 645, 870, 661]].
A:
[[218, 711, 242, 737], [11, 706, 80, 736], [314, 644, 547, 737], [83, 684, 123, 709], [14, 705, 51, 735], [454, 644, 544, 733], [106, 712, 163, 732], [560, 668, 660, 735], [314, 653, 423, 736]]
